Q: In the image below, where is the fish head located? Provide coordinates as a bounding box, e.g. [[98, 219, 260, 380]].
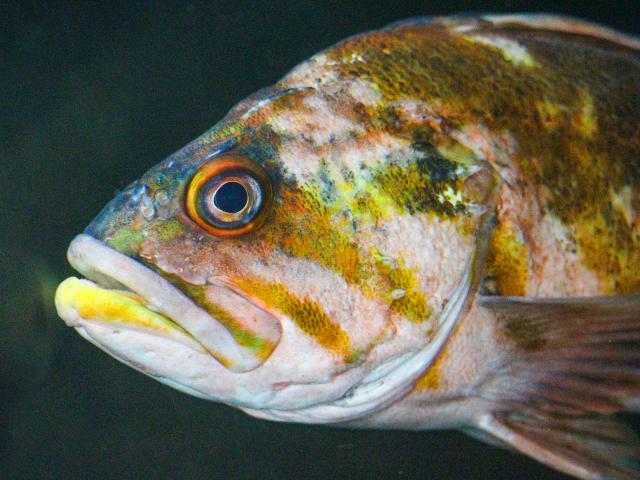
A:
[[55, 53, 494, 420]]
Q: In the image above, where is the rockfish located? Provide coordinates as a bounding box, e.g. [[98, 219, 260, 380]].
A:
[[55, 14, 640, 479]]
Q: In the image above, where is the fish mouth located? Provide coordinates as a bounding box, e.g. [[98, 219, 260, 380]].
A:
[[55, 234, 271, 372]]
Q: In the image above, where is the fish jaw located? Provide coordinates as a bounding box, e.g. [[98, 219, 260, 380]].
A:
[[53, 233, 473, 419], [54, 234, 371, 411], [54, 278, 223, 400], [55, 277, 207, 353], [56, 234, 277, 372]]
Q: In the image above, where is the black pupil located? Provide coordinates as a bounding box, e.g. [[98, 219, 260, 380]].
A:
[[214, 181, 248, 214]]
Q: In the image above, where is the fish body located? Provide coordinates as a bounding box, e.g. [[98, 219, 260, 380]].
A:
[[55, 14, 640, 479]]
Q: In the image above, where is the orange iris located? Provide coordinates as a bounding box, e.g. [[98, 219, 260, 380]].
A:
[[185, 154, 273, 238]]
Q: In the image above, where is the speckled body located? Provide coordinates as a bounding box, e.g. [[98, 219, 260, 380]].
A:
[[81, 12, 640, 412], [318, 15, 640, 429], [56, 14, 640, 479]]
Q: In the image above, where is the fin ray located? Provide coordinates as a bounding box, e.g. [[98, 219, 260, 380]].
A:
[[473, 295, 640, 479], [479, 414, 640, 480], [482, 13, 640, 51]]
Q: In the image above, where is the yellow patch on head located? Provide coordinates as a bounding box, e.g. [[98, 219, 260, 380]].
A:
[[572, 90, 598, 138], [156, 274, 276, 361], [332, 175, 396, 225], [264, 181, 437, 327], [108, 228, 144, 256], [235, 278, 353, 359], [535, 98, 567, 131], [415, 340, 451, 391], [486, 220, 530, 296], [535, 91, 598, 139], [373, 160, 465, 217], [572, 211, 640, 295], [192, 295, 274, 361], [155, 218, 184, 241], [268, 187, 365, 285], [372, 251, 432, 324], [415, 362, 441, 391]]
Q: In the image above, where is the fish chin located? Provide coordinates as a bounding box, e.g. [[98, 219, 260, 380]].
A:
[[69, 313, 224, 401], [55, 275, 237, 402], [56, 277, 209, 354], [57, 234, 270, 372]]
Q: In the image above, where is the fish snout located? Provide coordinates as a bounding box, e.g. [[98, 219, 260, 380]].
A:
[[56, 234, 281, 372]]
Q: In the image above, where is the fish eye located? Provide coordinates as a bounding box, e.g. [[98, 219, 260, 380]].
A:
[[214, 181, 248, 213], [185, 154, 272, 237]]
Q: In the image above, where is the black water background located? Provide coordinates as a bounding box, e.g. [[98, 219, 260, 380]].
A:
[[2, 2, 638, 479]]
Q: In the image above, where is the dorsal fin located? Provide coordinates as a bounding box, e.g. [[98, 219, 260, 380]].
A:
[[386, 14, 640, 52], [482, 14, 640, 51]]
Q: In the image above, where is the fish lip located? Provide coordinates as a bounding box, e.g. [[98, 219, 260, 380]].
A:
[[64, 233, 264, 372]]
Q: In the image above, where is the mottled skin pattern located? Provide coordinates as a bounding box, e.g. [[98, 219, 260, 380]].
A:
[[62, 14, 640, 479]]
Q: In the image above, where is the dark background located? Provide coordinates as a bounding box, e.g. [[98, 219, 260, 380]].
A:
[[2, 2, 638, 479]]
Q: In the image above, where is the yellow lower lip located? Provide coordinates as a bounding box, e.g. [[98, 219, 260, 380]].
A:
[[55, 277, 203, 350]]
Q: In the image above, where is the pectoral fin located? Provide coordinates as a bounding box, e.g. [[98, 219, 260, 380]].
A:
[[474, 295, 640, 480], [476, 414, 640, 480]]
